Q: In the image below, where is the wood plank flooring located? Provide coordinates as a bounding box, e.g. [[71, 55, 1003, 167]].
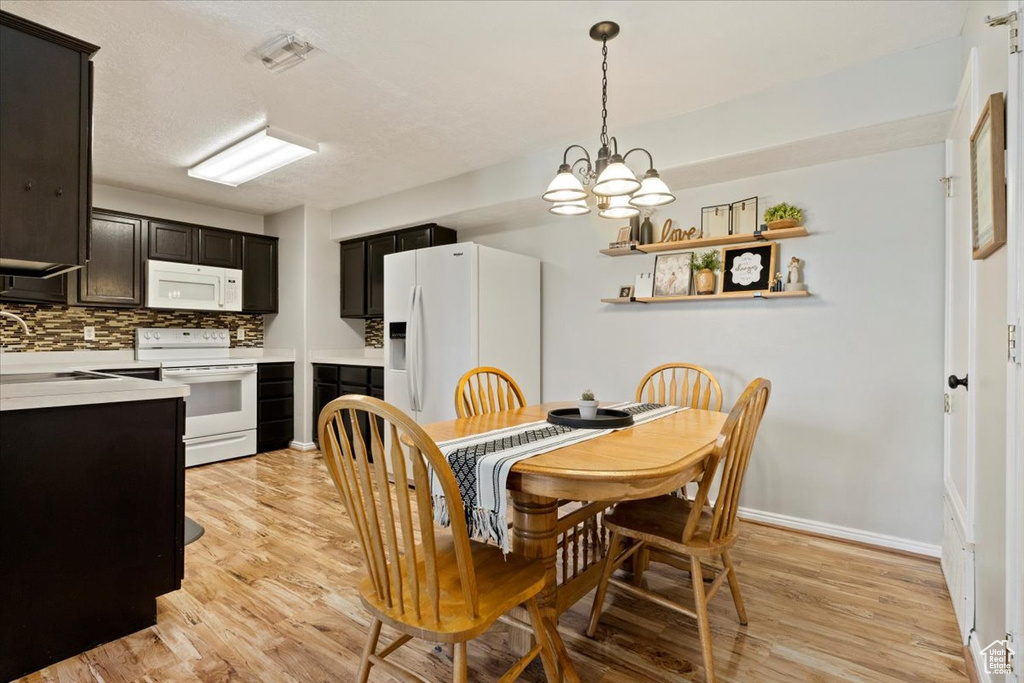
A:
[[18, 449, 968, 682]]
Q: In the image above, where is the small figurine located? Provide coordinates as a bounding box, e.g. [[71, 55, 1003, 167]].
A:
[[785, 257, 806, 291]]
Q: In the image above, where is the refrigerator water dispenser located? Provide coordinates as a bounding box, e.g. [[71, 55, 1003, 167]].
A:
[[389, 322, 407, 371]]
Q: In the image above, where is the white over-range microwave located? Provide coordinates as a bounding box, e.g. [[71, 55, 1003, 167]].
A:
[[146, 260, 243, 312]]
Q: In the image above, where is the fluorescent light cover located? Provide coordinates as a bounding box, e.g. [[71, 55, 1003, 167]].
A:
[[188, 127, 319, 186]]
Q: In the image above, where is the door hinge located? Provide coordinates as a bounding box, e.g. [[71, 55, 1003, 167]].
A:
[[1010, 324, 1020, 363], [986, 11, 1020, 54], [939, 176, 952, 197], [944, 393, 951, 414]]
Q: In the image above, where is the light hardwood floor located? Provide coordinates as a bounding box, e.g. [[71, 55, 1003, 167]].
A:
[[18, 449, 968, 682]]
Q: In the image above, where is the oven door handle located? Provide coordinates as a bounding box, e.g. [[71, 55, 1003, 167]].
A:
[[163, 365, 257, 378]]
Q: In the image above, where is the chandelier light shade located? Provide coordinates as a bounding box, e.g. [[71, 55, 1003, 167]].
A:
[[541, 21, 675, 219], [543, 165, 588, 202], [629, 170, 675, 207], [598, 194, 640, 219], [550, 200, 591, 216]]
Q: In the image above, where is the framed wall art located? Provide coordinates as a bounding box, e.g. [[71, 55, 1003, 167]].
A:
[[721, 242, 777, 293], [730, 196, 758, 235], [653, 252, 694, 297], [701, 204, 730, 237], [970, 92, 1006, 260]]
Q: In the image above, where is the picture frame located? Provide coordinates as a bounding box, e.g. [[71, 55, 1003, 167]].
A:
[[701, 204, 730, 237], [730, 196, 758, 235], [618, 285, 633, 298], [615, 226, 632, 243], [653, 252, 694, 297], [970, 92, 1006, 260], [720, 242, 777, 293]]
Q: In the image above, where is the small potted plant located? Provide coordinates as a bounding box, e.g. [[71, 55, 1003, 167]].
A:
[[763, 202, 804, 230], [692, 250, 721, 295], [578, 390, 599, 420]]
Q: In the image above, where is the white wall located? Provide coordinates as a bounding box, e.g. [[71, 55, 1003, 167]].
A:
[[93, 183, 264, 233], [469, 145, 946, 547]]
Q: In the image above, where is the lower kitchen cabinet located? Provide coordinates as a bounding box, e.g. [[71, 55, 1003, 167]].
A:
[[312, 363, 383, 449], [257, 362, 293, 452]]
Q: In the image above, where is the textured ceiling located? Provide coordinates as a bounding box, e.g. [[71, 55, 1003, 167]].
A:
[[1, 0, 967, 216]]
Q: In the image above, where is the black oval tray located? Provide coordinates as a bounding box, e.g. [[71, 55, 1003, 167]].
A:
[[547, 407, 634, 429]]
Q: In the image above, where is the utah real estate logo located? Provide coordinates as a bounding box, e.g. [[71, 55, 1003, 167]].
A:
[[980, 639, 1015, 676]]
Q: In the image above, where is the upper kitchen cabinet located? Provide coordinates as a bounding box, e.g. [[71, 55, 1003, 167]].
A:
[[0, 273, 68, 304], [0, 11, 98, 278], [366, 234, 396, 317], [75, 210, 145, 307], [242, 234, 278, 313], [198, 228, 242, 269], [148, 220, 197, 263], [396, 224, 457, 253], [339, 241, 366, 318]]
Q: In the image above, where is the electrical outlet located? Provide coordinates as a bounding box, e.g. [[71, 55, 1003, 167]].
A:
[[236, 328, 245, 341], [83, 326, 95, 341]]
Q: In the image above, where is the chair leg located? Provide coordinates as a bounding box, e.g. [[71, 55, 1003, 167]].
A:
[[358, 618, 382, 683], [542, 616, 582, 683], [526, 597, 561, 682], [586, 531, 623, 637], [721, 550, 748, 625], [632, 544, 648, 587], [690, 556, 716, 683], [453, 641, 468, 683]]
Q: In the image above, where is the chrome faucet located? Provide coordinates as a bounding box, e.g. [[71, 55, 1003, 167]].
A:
[[0, 310, 30, 335]]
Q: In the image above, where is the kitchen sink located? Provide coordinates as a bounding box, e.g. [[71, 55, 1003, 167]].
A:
[[0, 371, 118, 385]]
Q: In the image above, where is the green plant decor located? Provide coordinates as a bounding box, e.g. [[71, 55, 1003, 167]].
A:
[[692, 250, 722, 272], [581, 390, 595, 401], [763, 202, 804, 223]]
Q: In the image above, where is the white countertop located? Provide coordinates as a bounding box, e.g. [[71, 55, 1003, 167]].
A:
[[309, 348, 384, 367], [1, 372, 189, 412]]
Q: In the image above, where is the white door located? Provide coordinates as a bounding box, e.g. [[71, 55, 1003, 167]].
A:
[[414, 243, 477, 425]]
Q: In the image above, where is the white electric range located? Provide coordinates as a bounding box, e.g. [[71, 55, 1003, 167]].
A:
[[136, 328, 257, 467]]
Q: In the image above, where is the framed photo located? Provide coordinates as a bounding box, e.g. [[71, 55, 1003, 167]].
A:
[[730, 196, 758, 235], [970, 93, 1006, 260], [615, 226, 632, 243], [653, 252, 693, 297], [721, 242, 777, 293], [701, 204, 730, 237], [618, 285, 633, 298]]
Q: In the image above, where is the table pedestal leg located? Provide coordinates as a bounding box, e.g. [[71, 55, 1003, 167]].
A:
[[510, 491, 559, 657]]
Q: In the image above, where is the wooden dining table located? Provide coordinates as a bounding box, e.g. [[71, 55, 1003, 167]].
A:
[[418, 401, 727, 655]]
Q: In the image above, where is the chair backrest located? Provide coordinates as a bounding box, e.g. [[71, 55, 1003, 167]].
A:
[[317, 395, 480, 623], [636, 363, 723, 411], [683, 378, 771, 545], [454, 366, 527, 418]]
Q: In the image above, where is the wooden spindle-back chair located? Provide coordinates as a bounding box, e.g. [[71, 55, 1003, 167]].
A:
[[454, 367, 527, 418], [636, 363, 723, 411], [317, 395, 579, 683], [586, 378, 772, 683]]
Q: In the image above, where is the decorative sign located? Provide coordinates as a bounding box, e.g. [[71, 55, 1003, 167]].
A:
[[970, 93, 1006, 260], [721, 242, 777, 293]]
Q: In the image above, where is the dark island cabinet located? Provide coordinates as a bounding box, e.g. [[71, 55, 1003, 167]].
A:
[[257, 362, 294, 452], [0, 273, 67, 303], [198, 228, 242, 269], [76, 211, 145, 307], [148, 220, 196, 263], [339, 224, 456, 319], [0, 11, 98, 278], [242, 234, 278, 313]]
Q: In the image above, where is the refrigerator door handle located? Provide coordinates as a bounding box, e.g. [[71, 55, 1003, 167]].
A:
[[410, 285, 424, 411], [406, 286, 419, 411]]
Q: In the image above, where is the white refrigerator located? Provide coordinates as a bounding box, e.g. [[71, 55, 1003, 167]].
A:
[[384, 242, 541, 425]]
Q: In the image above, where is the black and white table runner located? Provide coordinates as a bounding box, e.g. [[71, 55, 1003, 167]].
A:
[[430, 402, 683, 551]]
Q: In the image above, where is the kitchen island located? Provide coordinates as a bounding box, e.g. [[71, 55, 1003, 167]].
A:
[[0, 371, 188, 679]]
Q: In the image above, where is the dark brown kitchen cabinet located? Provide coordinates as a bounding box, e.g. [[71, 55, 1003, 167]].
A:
[[197, 228, 241, 269], [396, 224, 457, 253], [339, 241, 366, 318], [257, 362, 293, 452], [0, 273, 67, 303], [0, 11, 98, 278], [76, 211, 145, 307], [148, 220, 196, 263], [242, 234, 278, 313], [312, 363, 381, 448], [366, 234, 395, 317]]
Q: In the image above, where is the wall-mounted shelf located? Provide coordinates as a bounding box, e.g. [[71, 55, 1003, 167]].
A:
[[600, 226, 809, 257], [602, 290, 809, 304]]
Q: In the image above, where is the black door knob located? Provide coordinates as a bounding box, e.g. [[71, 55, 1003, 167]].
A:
[[948, 374, 968, 390]]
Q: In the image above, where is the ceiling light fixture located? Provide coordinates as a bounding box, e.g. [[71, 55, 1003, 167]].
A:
[[258, 33, 315, 73], [188, 127, 319, 187], [542, 21, 675, 218]]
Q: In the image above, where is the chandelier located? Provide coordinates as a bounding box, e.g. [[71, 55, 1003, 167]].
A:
[[542, 21, 675, 219]]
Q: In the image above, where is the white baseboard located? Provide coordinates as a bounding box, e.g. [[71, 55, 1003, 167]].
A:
[[289, 440, 317, 452], [738, 506, 941, 558], [968, 634, 995, 683]]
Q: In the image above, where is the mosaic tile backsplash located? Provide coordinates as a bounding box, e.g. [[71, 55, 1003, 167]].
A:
[[365, 317, 383, 349], [0, 303, 264, 352]]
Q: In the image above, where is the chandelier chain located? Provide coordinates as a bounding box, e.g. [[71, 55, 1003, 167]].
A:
[[600, 37, 609, 147]]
